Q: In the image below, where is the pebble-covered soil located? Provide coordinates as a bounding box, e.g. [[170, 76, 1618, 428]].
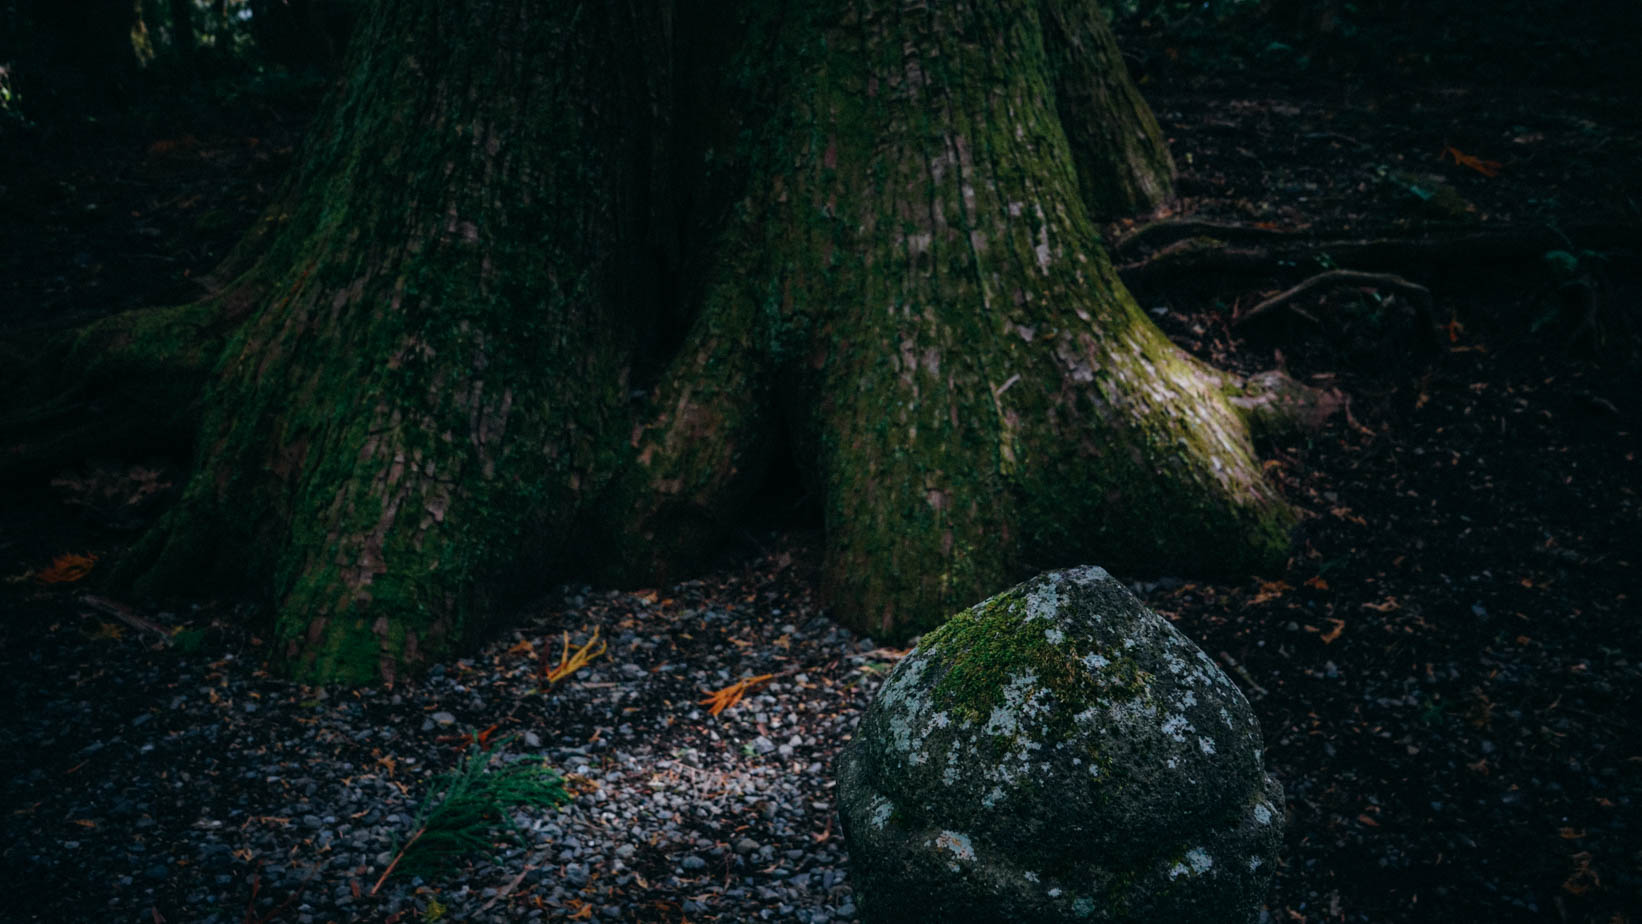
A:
[[0, 540, 897, 922]]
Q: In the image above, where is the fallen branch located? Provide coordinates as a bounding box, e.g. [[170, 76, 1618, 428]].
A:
[[369, 826, 424, 896], [80, 594, 175, 643], [1233, 270, 1432, 328]]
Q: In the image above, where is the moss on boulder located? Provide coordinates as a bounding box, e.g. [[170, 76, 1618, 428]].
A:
[[836, 566, 1283, 923]]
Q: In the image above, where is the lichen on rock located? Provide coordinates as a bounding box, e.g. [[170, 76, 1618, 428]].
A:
[[836, 567, 1283, 923]]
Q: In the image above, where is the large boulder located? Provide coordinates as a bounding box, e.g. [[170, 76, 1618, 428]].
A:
[[837, 566, 1283, 923]]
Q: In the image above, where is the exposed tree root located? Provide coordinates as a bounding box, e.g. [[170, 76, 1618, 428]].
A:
[[1115, 220, 1639, 294], [0, 294, 243, 479], [1111, 218, 1300, 259], [1233, 269, 1431, 328], [1223, 369, 1344, 443]]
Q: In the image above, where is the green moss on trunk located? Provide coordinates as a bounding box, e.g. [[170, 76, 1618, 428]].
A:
[[128, 0, 666, 683], [607, 0, 1291, 642], [99, 0, 1309, 682]]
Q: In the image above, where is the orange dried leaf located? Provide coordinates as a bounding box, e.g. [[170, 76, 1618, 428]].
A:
[[543, 627, 605, 684], [1443, 146, 1502, 177], [1251, 580, 1292, 604], [37, 553, 98, 584], [699, 674, 775, 717], [1320, 619, 1347, 644]]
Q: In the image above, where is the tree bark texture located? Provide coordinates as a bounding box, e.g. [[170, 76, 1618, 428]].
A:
[[50, 0, 1314, 683], [122, 0, 668, 682], [604, 0, 1291, 643]]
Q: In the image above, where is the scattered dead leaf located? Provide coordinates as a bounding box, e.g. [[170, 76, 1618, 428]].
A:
[[37, 553, 98, 585], [543, 627, 606, 684], [699, 674, 775, 718], [1320, 619, 1347, 644], [1442, 146, 1502, 177]]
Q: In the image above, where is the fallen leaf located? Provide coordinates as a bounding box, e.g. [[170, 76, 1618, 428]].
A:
[[1562, 851, 1599, 895], [37, 553, 98, 584], [543, 627, 606, 684], [699, 674, 775, 717], [1320, 619, 1346, 644], [1442, 146, 1502, 177], [1251, 580, 1292, 605]]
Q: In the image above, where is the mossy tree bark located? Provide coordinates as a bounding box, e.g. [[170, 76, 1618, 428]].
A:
[[15, 0, 1325, 683], [116, 0, 669, 683], [605, 0, 1307, 641]]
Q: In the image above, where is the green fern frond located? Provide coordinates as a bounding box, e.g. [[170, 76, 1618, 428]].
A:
[[381, 737, 570, 884]]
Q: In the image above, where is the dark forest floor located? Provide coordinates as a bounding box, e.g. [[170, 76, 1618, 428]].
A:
[[3, 38, 1641, 924]]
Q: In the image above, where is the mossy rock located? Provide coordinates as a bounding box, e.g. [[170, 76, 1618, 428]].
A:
[[836, 566, 1283, 923]]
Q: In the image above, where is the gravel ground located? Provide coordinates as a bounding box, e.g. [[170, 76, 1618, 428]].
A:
[[0, 538, 896, 923]]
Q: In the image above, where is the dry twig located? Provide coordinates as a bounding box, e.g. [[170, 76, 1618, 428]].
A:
[[1234, 269, 1431, 327]]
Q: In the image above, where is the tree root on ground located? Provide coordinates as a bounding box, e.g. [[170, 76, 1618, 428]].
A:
[[1113, 220, 1638, 293], [1233, 269, 1431, 328], [0, 291, 247, 479]]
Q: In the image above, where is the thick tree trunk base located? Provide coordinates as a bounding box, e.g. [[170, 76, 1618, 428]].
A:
[[84, 0, 1316, 683], [590, 0, 1301, 642]]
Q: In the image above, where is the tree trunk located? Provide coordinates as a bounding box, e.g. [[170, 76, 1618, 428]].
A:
[[248, 0, 357, 71], [53, 0, 1320, 683], [167, 0, 194, 59], [12, 0, 144, 111], [600, 0, 1297, 641], [119, 0, 669, 683]]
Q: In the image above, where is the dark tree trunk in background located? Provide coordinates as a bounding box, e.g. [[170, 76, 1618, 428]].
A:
[[9, 0, 143, 111], [13, 0, 1324, 683], [167, 0, 193, 58], [249, 0, 355, 70]]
